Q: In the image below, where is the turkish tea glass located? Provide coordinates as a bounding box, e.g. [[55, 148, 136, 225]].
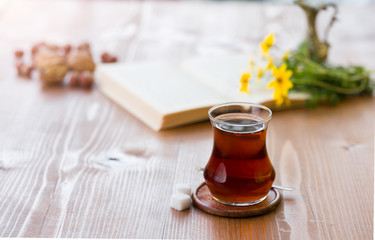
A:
[[204, 102, 275, 206]]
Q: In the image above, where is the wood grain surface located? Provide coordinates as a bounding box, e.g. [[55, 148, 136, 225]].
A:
[[0, 0, 374, 239]]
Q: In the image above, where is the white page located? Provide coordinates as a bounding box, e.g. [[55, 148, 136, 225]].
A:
[[181, 54, 250, 97], [98, 62, 226, 115]]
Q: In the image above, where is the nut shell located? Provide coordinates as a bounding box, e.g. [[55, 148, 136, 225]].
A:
[[39, 64, 68, 84], [14, 50, 24, 58], [79, 70, 94, 88], [34, 50, 67, 69], [68, 71, 80, 87], [67, 50, 95, 72], [101, 52, 118, 63]]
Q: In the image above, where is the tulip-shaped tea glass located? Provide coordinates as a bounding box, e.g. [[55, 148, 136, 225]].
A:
[[204, 102, 275, 206]]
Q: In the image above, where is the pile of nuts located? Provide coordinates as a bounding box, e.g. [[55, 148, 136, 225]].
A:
[[14, 42, 118, 89]]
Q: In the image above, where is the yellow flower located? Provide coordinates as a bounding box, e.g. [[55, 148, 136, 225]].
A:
[[260, 32, 275, 54], [257, 68, 263, 81], [265, 55, 274, 70], [250, 59, 254, 68], [268, 64, 293, 106], [239, 72, 251, 93], [282, 50, 290, 61]]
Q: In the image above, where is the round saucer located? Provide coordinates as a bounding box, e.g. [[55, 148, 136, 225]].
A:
[[192, 182, 281, 218]]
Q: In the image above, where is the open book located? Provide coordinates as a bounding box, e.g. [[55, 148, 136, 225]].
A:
[[97, 54, 308, 131]]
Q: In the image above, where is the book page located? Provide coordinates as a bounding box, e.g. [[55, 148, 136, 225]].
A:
[[180, 54, 269, 100], [98, 62, 226, 115]]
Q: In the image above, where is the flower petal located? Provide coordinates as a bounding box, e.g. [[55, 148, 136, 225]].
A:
[[268, 80, 277, 88]]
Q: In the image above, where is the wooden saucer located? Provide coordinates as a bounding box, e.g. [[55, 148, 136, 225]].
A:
[[192, 182, 281, 218]]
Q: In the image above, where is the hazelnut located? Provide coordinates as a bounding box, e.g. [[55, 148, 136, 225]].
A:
[[101, 52, 118, 63], [68, 71, 80, 87], [14, 50, 24, 58], [79, 70, 94, 88], [16, 63, 33, 78]]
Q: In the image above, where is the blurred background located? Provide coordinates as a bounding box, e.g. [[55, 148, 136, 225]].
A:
[[0, 0, 374, 73]]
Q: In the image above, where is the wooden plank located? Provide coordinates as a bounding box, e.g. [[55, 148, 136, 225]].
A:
[[0, 0, 373, 238]]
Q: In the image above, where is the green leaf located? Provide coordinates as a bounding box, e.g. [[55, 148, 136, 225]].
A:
[[284, 49, 374, 107]]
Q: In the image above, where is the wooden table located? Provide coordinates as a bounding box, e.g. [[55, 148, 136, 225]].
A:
[[0, 0, 374, 239]]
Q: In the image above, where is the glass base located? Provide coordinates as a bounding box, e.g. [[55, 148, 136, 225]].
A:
[[212, 195, 267, 206]]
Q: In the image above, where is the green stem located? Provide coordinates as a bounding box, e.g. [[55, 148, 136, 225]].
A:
[[293, 54, 368, 81], [293, 77, 368, 95]]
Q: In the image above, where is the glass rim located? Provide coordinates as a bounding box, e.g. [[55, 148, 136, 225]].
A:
[[208, 102, 272, 127]]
